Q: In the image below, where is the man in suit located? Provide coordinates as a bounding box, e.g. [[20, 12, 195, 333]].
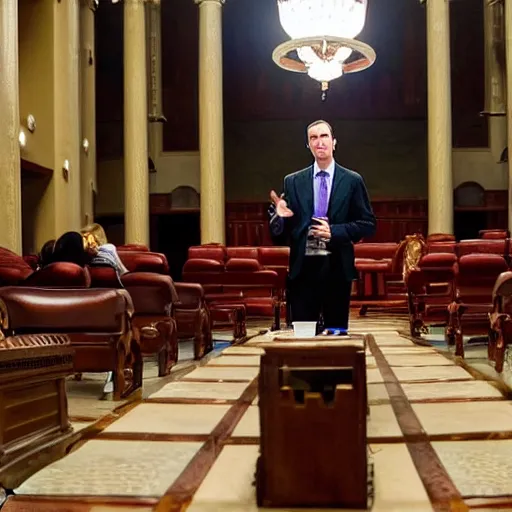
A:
[[269, 120, 376, 330]]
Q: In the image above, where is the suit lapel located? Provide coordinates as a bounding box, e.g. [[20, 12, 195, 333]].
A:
[[295, 165, 314, 217], [328, 164, 348, 217]]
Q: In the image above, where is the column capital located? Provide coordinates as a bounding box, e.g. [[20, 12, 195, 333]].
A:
[[195, 0, 225, 6]]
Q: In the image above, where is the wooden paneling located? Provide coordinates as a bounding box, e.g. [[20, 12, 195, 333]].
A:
[[98, 192, 509, 250]]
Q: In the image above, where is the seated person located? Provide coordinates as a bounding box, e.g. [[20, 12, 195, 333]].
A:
[[81, 223, 128, 276], [38, 239, 56, 268], [52, 232, 90, 267]]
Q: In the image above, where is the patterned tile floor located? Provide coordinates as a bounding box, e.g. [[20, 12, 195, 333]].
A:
[[4, 315, 512, 511]]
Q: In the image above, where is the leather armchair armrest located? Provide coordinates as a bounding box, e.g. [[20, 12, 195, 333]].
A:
[[175, 282, 205, 309], [121, 272, 178, 314], [205, 291, 244, 302]]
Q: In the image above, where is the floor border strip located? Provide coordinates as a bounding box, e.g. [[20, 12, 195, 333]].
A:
[[367, 333, 468, 512], [153, 377, 259, 512]]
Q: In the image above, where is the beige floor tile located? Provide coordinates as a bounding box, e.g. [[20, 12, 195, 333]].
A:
[[148, 381, 250, 401], [393, 365, 472, 382], [187, 443, 432, 512], [413, 401, 512, 436], [102, 403, 231, 435], [367, 368, 384, 383], [368, 405, 403, 439], [231, 404, 402, 440], [402, 380, 503, 401], [368, 383, 389, 403], [232, 405, 259, 437], [366, 356, 377, 368], [433, 439, 512, 497], [374, 335, 415, 346], [379, 346, 437, 354], [71, 421, 95, 433], [222, 346, 265, 355], [386, 354, 454, 367], [15, 439, 202, 497], [207, 355, 261, 367], [183, 366, 259, 381]]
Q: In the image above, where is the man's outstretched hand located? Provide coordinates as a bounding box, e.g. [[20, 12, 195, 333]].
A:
[[270, 190, 294, 218]]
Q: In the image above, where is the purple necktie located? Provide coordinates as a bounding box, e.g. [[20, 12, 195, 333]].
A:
[[315, 170, 329, 218]]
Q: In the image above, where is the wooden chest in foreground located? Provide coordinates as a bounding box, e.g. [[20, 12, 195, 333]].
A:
[[0, 334, 74, 489], [256, 337, 369, 509]]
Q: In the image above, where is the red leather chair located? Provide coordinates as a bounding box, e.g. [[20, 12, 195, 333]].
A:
[[0, 286, 140, 400], [117, 244, 150, 252], [119, 251, 170, 274], [188, 244, 226, 262], [457, 239, 509, 258], [479, 229, 509, 240], [447, 254, 509, 357], [122, 272, 179, 375], [489, 271, 512, 372], [22, 262, 91, 288], [88, 266, 181, 374], [0, 248, 33, 285], [406, 253, 457, 336]]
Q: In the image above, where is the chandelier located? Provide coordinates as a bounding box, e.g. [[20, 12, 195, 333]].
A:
[[272, 0, 376, 98]]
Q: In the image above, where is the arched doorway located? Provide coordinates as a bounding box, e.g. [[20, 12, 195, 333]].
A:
[[453, 181, 486, 240], [156, 186, 200, 279]]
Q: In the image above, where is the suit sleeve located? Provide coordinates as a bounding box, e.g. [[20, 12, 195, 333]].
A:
[[269, 176, 291, 241], [329, 175, 376, 245]]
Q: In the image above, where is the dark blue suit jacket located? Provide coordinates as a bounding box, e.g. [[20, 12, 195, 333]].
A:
[[270, 163, 376, 281]]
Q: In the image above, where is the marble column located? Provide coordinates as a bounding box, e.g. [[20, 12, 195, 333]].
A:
[[54, 0, 81, 234], [80, 0, 97, 227], [124, 0, 149, 245], [0, 0, 22, 253], [147, 1, 164, 161], [505, 0, 512, 229], [196, 0, 226, 244], [426, 0, 453, 235]]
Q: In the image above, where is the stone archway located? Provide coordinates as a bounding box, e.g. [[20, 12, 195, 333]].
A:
[[170, 186, 200, 209]]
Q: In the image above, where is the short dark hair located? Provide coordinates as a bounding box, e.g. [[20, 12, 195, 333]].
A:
[[306, 119, 334, 139]]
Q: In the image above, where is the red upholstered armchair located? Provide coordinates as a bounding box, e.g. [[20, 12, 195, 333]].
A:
[[117, 244, 150, 252], [0, 248, 33, 285], [488, 271, 512, 372], [352, 242, 407, 314], [88, 266, 181, 374], [427, 233, 456, 243], [21, 262, 91, 288], [118, 250, 213, 359], [119, 250, 170, 274], [480, 229, 510, 240], [122, 272, 179, 375], [0, 286, 141, 400], [188, 244, 226, 262], [457, 239, 509, 258], [406, 253, 457, 336], [447, 253, 508, 357]]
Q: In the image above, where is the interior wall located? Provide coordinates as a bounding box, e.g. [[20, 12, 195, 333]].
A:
[[96, 116, 508, 215], [18, 0, 55, 170], [95, 0, 497, 215], [18, 0, 56, 250]]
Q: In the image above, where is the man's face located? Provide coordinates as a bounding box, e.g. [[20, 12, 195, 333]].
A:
[[307, 123, 335, 162]]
